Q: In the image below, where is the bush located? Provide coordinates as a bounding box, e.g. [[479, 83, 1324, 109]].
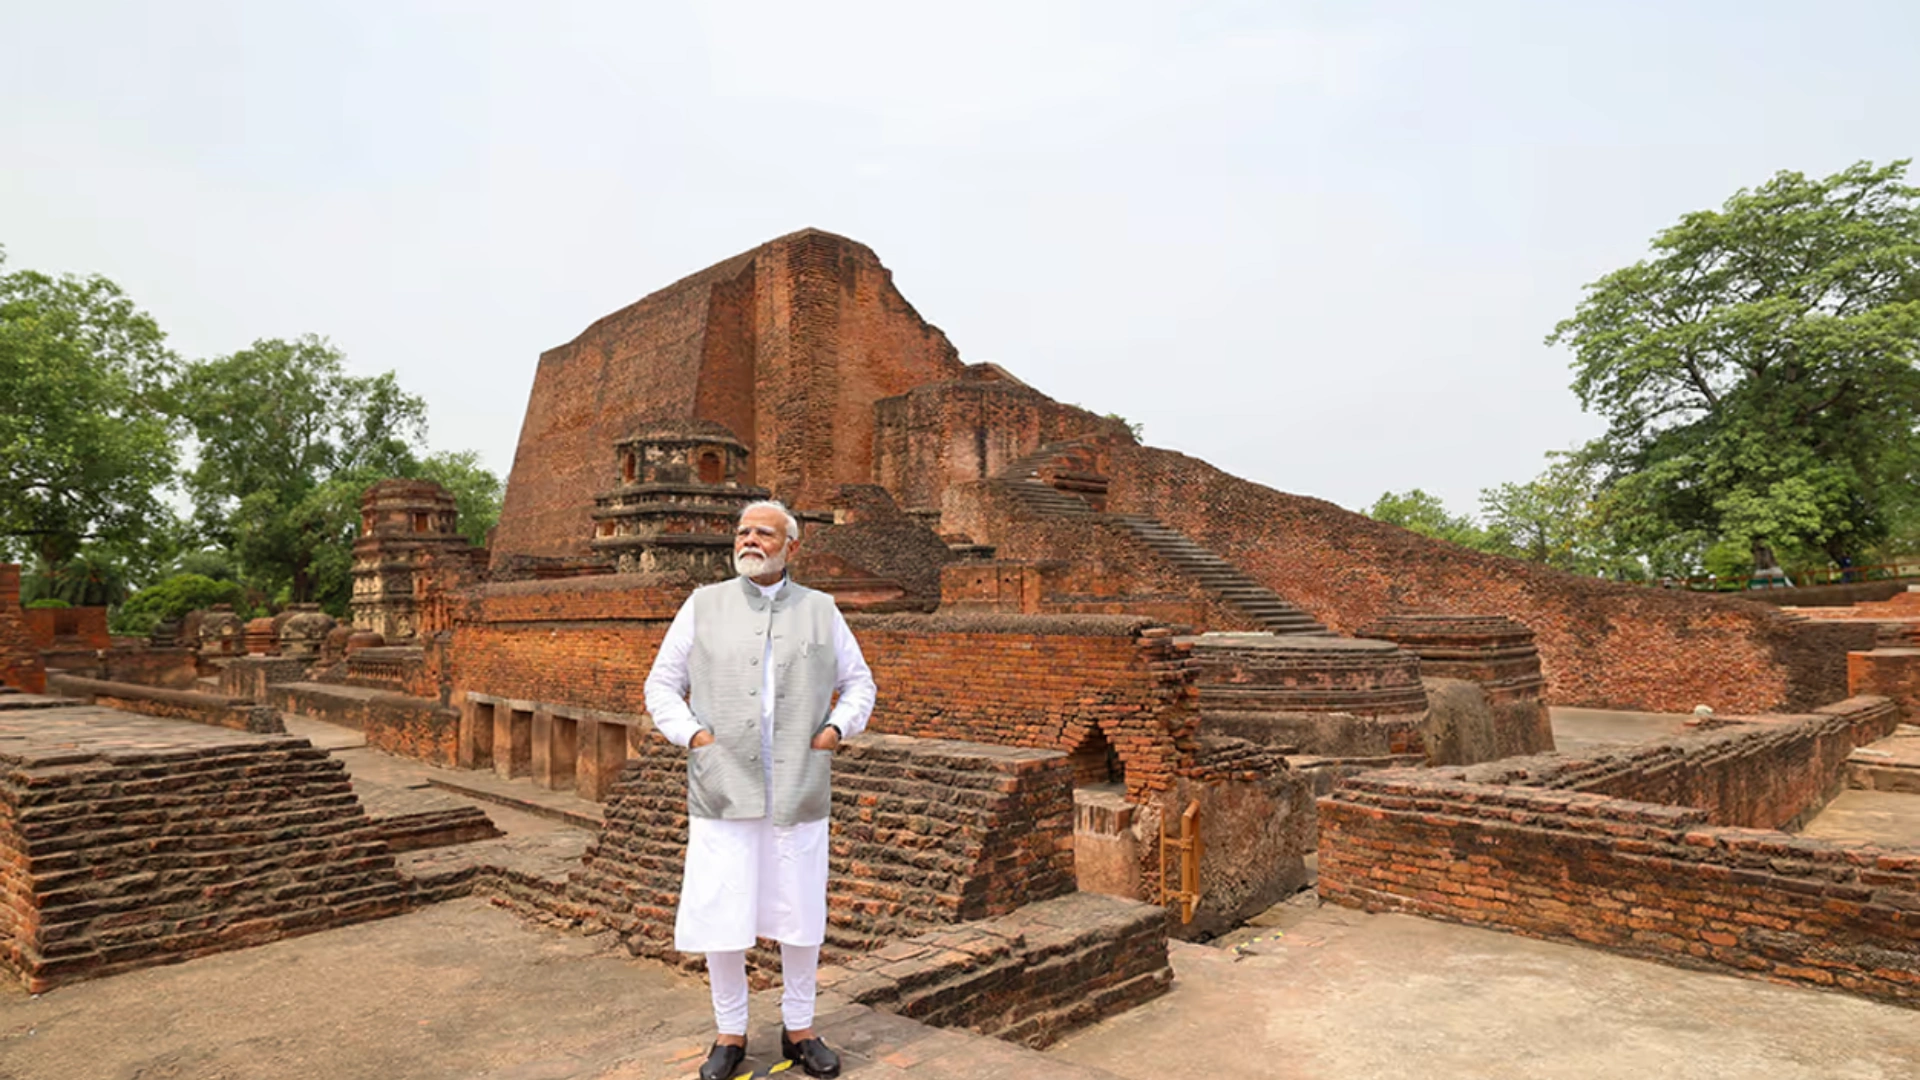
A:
[[25, 598, 71, 609], [119, 573, 245, 623]]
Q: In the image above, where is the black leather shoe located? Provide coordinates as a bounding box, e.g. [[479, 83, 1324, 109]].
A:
[[781, 1031, 841, 1078], [698, 1040, 747, 1080]]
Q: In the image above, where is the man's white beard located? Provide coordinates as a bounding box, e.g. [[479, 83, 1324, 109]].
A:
[[735, 548, 786, 580]]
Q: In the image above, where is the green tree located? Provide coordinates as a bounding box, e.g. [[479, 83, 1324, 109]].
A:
[[174, 335, 428, 602], [413, 450, 504, 547], [0, 249, 181, 566], [1365, 488, 1496, 550], [1549, 160, 1920, 575]]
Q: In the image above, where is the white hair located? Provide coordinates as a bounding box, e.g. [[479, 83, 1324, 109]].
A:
[[739, 499, 801, 541]]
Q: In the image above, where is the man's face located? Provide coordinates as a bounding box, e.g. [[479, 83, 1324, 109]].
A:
[[734, 506, 794, 580]]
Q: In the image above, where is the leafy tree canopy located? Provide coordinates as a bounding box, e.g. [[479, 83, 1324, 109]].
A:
[[1549, 160, 1920, 570], [1365, 488, 1496, 550], [174, 335, 430, 602], [0, 248, 182, 566]]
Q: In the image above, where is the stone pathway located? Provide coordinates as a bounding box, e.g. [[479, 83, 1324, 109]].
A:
[[1048, 902, 1920, 1080]]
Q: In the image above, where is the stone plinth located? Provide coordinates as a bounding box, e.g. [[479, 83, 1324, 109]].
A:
[[1184, 633, 1429, 757], [244, 616, 278, 656], [588, 420, 770, 582], [1356, 612, 1554, 760], [0, 703, 406, 991]]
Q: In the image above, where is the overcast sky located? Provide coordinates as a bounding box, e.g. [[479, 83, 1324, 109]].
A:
[[4, 1, 1915, 518]]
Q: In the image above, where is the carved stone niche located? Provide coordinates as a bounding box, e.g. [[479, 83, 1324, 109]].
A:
[[588, 419, 772, 583]]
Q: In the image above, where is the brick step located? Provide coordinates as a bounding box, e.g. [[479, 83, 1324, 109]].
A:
[[424, 775, 605, 831], [1104, 514, 1326, 635]]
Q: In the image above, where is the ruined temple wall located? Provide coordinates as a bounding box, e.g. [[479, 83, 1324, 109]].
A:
[[1317, 700, 1920, 1006], [493, 231, 964, 565], [491, 258, 739, 563], [874, 379, 1129, 513], [848, 614, 1196, 802], [0, 566, 44, 694], [449, 577, 686, 718], [769, 231, 966, 510], [1102, 444, 1875, 713], [939, 482, 1261, 631]]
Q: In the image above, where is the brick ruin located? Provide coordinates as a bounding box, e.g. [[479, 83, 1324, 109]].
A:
[[0, 565, 46, 695], [4, 229, 1914, 1026], [1318, 695, 1919, 1003]]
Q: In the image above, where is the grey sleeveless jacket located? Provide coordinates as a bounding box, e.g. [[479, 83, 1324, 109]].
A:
[[684, 575, 841, 825]]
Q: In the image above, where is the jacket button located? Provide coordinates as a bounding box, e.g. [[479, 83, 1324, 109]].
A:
[[747, 688, 758, 696], [749, 658, 758, 666]]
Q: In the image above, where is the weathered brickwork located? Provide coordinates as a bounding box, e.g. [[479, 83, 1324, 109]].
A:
[[566, 734, 1077, 971], [494, 229, 965, 561], [1102, 442, 1877, 713], [817, 891, 1172, 1049], [268, 682, 462, 767], [21, 605, 110, 650], [1518, 698, 1901, 830], [46, 673, 283, 734], [1848, 648, 1920, 722], [0, 566, 46, 694], [872, 372, 1129, 515], [0, 711, 407, 992], [1317, 698, 1918, 1004], [1357, 612, 1554, 759], [848, 614, 1197, 802]]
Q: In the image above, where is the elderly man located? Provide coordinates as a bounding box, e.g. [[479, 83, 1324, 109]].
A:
[[644, 499, 876, 1080]]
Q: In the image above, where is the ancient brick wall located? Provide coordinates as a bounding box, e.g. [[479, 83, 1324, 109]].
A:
[[46, 673, 283, 734], [1318, 776, 1920, 1004], [0, 732, 407, 992], [873, 374, 1130, 513], [1317, 700, 1919, 1004], [0, 566, 45, 694], [846, 614, 1197, 801], [492, 229, 964, 563], [268, 683, 462, 767], [21, 606, 110, 650], [1513, 698, 1900, 830], [566, 733, 1076, 967], [818, 891, 1172, 1049], [1849, 648, 1920, 722], [449, 577, 686, 718], [1102, 443, 1877, 713]]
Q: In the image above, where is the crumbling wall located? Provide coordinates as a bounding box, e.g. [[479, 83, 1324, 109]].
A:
[[1318, 697, 1918, 1005], [1104, 443, 1877, 713], [568, 733, 1077, 965], [492, 229, 964, 562], [847, 613, 1196, 801], [0, 565, 46, 694], [0, 732, 407, 992]]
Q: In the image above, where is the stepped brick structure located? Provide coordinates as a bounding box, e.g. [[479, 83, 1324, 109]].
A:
[[0, 707, 408, 991], [588, 419, 768, 581], [1357, 612, 1554, 759], [351, 479, 485, 641], [1318, 696, 1917, 1004], [0, 565, 45, 694], [494, 229, 968, 561]]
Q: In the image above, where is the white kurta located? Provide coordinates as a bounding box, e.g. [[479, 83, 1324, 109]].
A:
[[643, 578, 875, 952]]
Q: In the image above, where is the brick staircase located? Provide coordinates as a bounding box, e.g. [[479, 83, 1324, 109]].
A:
[[1106, 514, 1328, 635], [995, 445, 1328, 635]]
